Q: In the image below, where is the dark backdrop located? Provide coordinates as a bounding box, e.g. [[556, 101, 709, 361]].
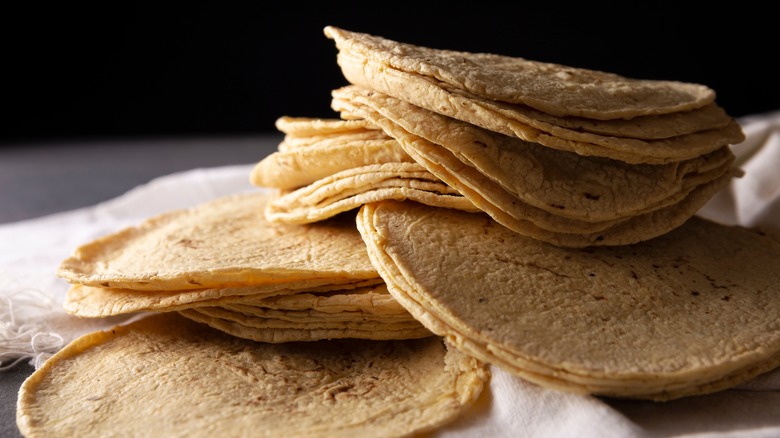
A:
[[3, 4, 777, 145]]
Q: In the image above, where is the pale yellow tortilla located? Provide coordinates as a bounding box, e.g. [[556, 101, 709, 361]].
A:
[[66, 278, 428, 342], [332, 86, 735, 221], [324, 26, 715, 120], [178, 309, 434, 343], [331, 86, 735, 246], [406, 146, 733, 246], [189, 306, 424, 330], [17, 313, 487, 437], [251, 117, 413, 190], [274, 117, 387, 151], [218, 305, 414, 324], [357, 200, 780, 400], [274, 115, 380, 138], [57, 192, 377, 290], [64, 278, 384, 317], [333, 51, 743, 164], [265, 162, 478, 224], [241, 283, 411, 315]]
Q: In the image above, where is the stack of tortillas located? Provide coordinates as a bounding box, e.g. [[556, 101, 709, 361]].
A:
[[19, 192, 488, 437], [249, 26, 780, 400], [16, 24, 780, 438], [255, 26, 746, 248], [57, 192, 431, 343], [251, 116, 479, 224], [357, 201, 780, 401]]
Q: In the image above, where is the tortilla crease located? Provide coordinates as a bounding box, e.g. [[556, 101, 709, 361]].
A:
[[265, 162, 478, 224], [17, 313, 487, 437], [324, 26, 715, 120], [57, 192, 377, 290], [357, 200, 780, 401], [332, 51, 743, 164], [251, 117, 413, 190]]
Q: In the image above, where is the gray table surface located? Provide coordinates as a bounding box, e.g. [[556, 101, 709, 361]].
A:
[[0, 134, 279, 438]]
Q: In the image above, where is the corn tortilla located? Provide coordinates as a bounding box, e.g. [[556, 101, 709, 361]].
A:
[[357, 201, 780, 400], [17, 313, 487, 437]]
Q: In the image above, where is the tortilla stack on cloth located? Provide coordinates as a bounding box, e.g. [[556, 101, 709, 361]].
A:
[[356, 200, 780, 401], [16, 312, 488, 437], [251, 117, 478, 224], [324, 26, 745, 165], [56, 192, 430, 342], [333, 86, 737, 247]]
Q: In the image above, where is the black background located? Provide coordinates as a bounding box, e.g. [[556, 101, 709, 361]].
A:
[[3, 4, 777, 145]]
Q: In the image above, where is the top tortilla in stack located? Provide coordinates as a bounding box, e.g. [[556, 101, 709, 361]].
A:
[[251, 116, 479, 225], [321, 26, 745, 247], [323, 26, 744, 165]]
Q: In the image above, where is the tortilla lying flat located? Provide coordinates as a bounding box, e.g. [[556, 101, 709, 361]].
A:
[[57, 192, 378, 291], [67, 280, 431, 343], [324, 26, 745, 164], [357, 200, 780, 401], [17, 313, 488, 437], [58, 192, 432, 342], [178, 305, 431, 343]]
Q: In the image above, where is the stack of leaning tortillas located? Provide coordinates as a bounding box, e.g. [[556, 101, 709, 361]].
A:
[[257, 26, 746, 248], [56, 193, 431, 343], [16, 25, 780, 437], [252, 116, 479, 224], [18, 192, 488, 437]]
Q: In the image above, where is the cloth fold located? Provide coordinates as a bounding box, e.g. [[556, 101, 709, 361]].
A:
[[2, 111, 780, 437]]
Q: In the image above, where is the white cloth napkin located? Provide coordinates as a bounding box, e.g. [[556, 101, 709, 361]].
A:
[[0, 166, 258, 369], [2, 112, 780, 437]]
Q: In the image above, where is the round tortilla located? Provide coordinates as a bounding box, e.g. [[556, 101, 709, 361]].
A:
[[63, 279, 384, 317], [357, 200, 780, 400], [265, 162, 478, 224], [178, 307, 432, 342], [57, 192, 377, 290], [274, 116, 380, 138], [332, 87, 736, 247], [324, 26, 715, 120], [251, 117, 413, 190], [17, 313, 487, 437], [332, 52, 743, 164], [332, 86, 736, 221], [242, 283, 413, 315]]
